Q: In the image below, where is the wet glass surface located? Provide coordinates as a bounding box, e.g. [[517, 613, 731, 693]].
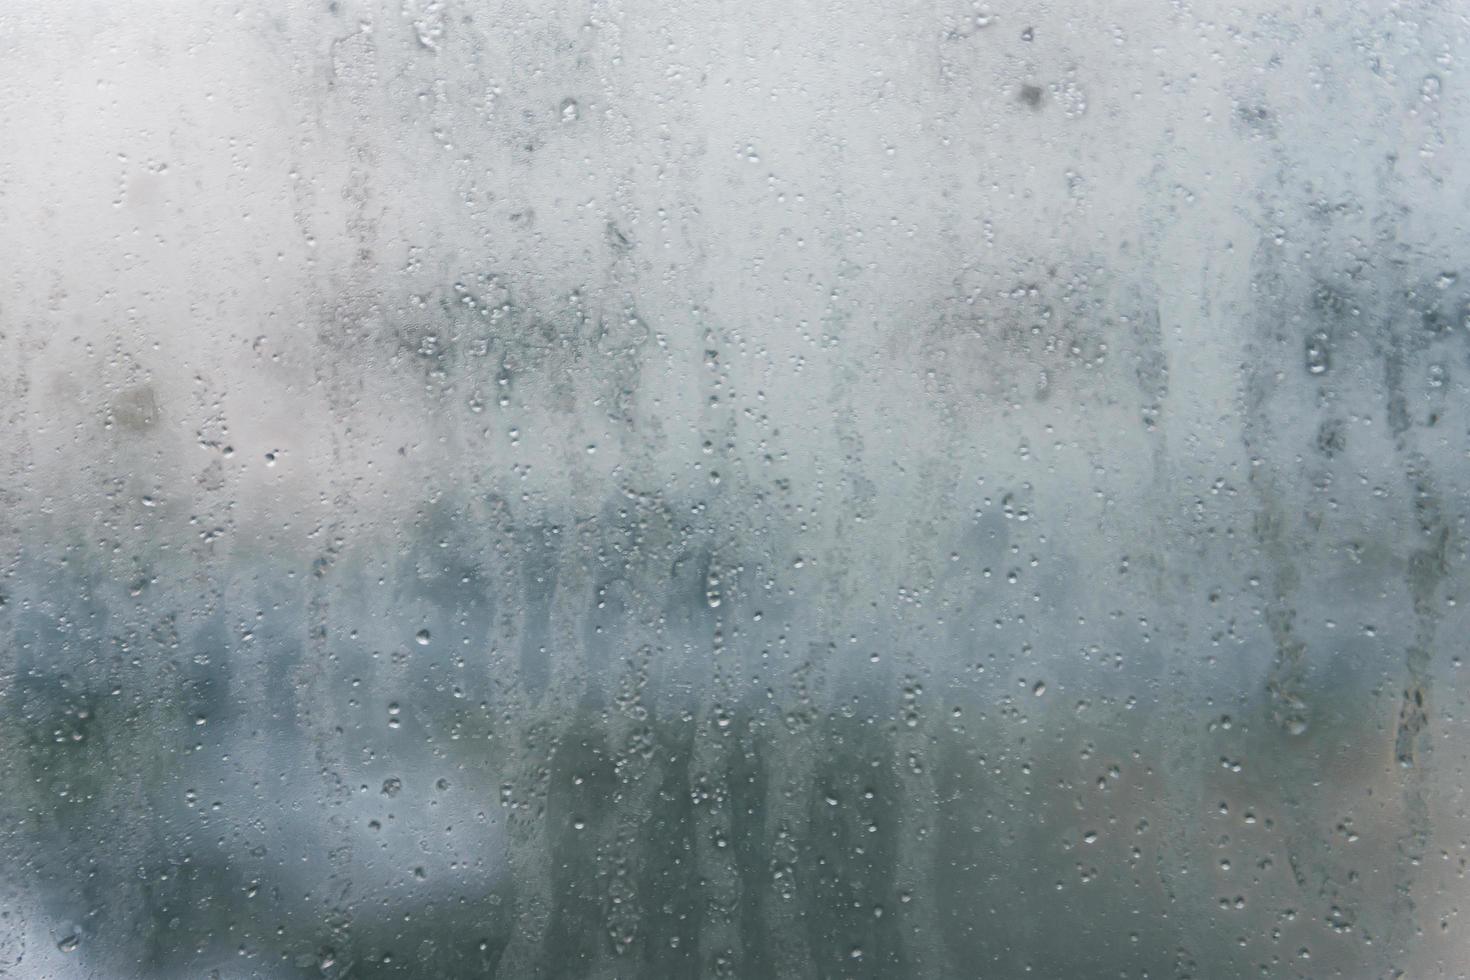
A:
[[2, 1, 1469, 977]]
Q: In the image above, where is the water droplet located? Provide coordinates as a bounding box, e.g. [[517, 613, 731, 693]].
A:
[[415, 629, 431, 646], [57, 933, 81, 953], [1033, 680, 1047, 696], [1305, 331, 1330, 375], [560, 97, 579, 122], [405, 0, 446, 49]]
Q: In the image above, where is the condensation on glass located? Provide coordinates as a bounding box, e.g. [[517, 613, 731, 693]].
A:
[[1, 1, 1468, 977]]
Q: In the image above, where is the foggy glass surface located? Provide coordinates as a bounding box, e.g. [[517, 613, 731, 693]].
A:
[[2, 1, 1469, 977]]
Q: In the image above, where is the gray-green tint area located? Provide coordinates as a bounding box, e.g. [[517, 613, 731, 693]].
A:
[[2, 0, 1469, 977]]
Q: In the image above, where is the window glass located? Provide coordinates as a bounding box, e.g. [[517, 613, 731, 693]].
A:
[[2, 1, 1467, 976]]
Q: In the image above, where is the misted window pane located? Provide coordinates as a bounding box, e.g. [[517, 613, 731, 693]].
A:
[[2, 1, 1467, 977]]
